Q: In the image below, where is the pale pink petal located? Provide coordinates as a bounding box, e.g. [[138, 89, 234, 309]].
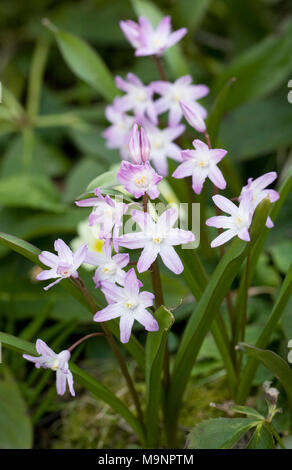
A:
[[166, 228, 195, 245], [120, 315, 134, 343], [209, 149, 227, 164], [167, 28, 187, 48], [36, 339, 56, 358], [113, 253, 129, 268], [266, 216, 274, 228], [100, 281, 124, 303], [36, 269, 57, 281], [75, 197, 99, 207], [159, 245, 183, 274], [210, 229, 237, 248], [208, 166, 226, 190], [117, 231, 148, 249], [39, 251, 59, 269], [66, 370, 75, 397], [137, 243, 160, 273], [56, 370, 67, 396], [192, 168, 208, 194], [206, 216, 233, 229], [157, 16, 171, 35], [132, 209, 156, 231], [54, 239, 73, 264], [138, 291, 155, 308], [252, 172, 277, 191], [44, 278, 63, 291], [94, 303, 122, 322], [135, 308, 159, 331], [212, 195, 238, 216], [157, 207, 178, 230], [124, 268, 140, 296], [238, 228, 251, 242], [172, 160, 194, 179], [73, 243, 88, 269]]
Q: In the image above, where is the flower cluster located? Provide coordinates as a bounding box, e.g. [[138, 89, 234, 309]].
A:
[[26, 14, 281, 400], [103, 16, 209, 176]]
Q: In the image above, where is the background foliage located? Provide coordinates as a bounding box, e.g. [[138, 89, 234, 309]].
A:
[[0, 0, 291, 448]]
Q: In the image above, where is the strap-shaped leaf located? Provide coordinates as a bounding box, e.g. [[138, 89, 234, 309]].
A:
[[165, 198, 271, 444], [145, 306, 174, 447], [237, 263, 292, 403], [0, 232, 145, 370], [131, 0, 189, 77], [0, 332, 146, 445], [45, 21, 117, 102], [247, 423, 275, 449]]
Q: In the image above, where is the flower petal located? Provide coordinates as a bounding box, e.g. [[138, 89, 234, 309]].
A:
[[210, 229, 237, 248], [94, 303, 122, 322], [119, 315, 134, 343], [135, 308, 159, 332], [212, 195, 238, 217], [159, 245, 183, 274], [137, 243, 160, 273]]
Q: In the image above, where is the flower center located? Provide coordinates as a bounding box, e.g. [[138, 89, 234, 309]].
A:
[[50, 358, 59, 371], [153, 235, 162, 244], [135, 89, 148, 102], [94, 239, 104, 253], [125, 299, 138, 310], [135, 175, 148, 188], [117, 120, 126, 130], [102, 262, 117, 275], [197, 159, 208, 168], [153, 137, 163, 149]]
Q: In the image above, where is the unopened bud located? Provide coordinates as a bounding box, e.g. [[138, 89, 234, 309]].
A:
[[129, 124, 151, 164], [263, 381, 280, 406], [180, 100, 206, 133]]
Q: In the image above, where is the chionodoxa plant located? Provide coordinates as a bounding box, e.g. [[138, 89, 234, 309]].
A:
[[0, 13, 292, 449]]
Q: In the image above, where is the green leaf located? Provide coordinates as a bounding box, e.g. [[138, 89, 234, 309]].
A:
[[0, 333, 145, 445], [213, 19, 292, 109], [220, 97, 292, 161], [207, 77, 236, 146], [239, 343, 292, 419], [232, 405, 265, 420], [173, 0, 210, 33], [247, 423, 275, 449], [86, 168, 119, 192], [131, 0, 189, 77], [0, 174, 63, 212], [0, 368, 33, 449], [145, 306, 174, 447], [269, 241, 292, 275], [187, 417, 258, 449], [45, 21, 117, 101], [0, 233, 145, 370], [237, 265, 292, 404], [165, 199, 271, 442]]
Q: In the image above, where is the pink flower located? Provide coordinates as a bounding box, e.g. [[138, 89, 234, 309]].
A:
[[75, 189, 127, 246], [117, 161, 162, 200], [115, 73, 157, 124], [172, 139, 227, 194], [120, 16, 187, 57], [143, 119, 185, 176], [23, 340, 75, 396], [37, 239, 87, 290], [179, 100, 206, 133], [117, 207, 195, 274], [128, 123, 151, 164], [103, 98, 134, 151], [206, 192, 253, 248], [85, 239, 129, 287], [151, 76, 209, 126], [94, 269, 158, 343], [239, 172, 279, 228]]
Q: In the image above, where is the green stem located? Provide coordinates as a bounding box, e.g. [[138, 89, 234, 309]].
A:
[[266, 422, 286, 449], [27, 37, 50, 122]]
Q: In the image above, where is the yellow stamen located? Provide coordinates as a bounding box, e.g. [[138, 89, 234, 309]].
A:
[[94, 239, 104, 253]]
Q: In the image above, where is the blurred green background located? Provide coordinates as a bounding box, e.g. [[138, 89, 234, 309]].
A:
[[0, 0, 292, 449]]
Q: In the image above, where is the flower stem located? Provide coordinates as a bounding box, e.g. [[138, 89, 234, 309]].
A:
[[72, 276, 144, 426], [142, 194, 169, 388], [205, 131, 236, 356], [153, 55, 167, 81], [68, 332, 104, 352]]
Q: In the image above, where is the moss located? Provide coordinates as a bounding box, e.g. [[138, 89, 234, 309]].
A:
[[51, 359, 230, 449]]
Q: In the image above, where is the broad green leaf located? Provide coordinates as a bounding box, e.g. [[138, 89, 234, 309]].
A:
[[247, 423, 275, 449], [131, 0, 189, 77], [0, 368, 33, 449], [187, 417, 258, 449], [220, 97, 292, 161], [145, 306, 174, 447], [239, 343, 292, 417], [86, 168, 120, 192], [213, 19, 292, 109], [165, 199, 271, 442], [69, 125, 120, 163], [269, 241, 292, 275], [0, 174, 63, 212], [0, 233, 145, 370], [45, 21, 117, 101], [1, 134, 70, 178], [64, 158, 105, 203], [0, 333, 145, 445]]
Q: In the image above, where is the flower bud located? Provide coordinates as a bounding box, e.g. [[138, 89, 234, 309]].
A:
[[179, 100, 206, 133], [128, 124, 151, 164]]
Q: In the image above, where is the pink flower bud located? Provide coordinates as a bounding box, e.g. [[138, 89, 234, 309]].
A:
[[179, 100, 206, 133], [128, 124, 151, 164]]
